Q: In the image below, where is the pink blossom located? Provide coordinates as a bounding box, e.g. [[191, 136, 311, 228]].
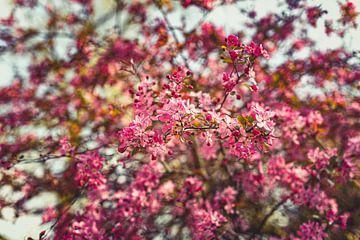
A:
[[75, 151, 106, 189], [227, 34, 240, 47], [42, 207, 57, 223], [297, 221, 328, 240]]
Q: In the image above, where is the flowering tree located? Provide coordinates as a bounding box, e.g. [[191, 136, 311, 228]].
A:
[[0, 0, 359, 239]]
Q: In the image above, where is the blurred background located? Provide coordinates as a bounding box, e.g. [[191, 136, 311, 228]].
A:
[[0, 0, 359, 239]]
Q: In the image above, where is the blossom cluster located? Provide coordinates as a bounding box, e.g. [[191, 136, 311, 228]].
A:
[[0, 0, 359, 240]]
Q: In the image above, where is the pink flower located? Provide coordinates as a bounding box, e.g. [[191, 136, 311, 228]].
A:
[[229, 50, 239, 60], [245, 42, 270, 59], [297, 221, 328, 240], [75, 151, 106, 189], [59, 136, 74, 155], [42, 207, 57, 223], [307, 111, 323, 128], [339, 212, 350, 229], [222, 72, 236, 92], [248, 102, 275, 132], [184, 177, 203, 194], [158, 181, 175, 199], [306, 7, 324, 27], [227, 34, 239, 46], [214, 187, 237, 214], [340, 1, 358, 28], [189, 203, 227, 240]]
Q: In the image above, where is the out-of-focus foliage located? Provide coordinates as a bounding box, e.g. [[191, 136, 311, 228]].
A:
[[0, 0, 359, 239]]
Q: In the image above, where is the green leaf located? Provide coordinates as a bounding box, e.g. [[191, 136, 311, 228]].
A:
[[222, 58, 233, 63], [237, 115, 247, 127], [246, 116, 255, 123]]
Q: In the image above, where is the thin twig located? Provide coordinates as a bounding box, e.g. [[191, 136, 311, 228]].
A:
[[154, 1, 191, 70], [217, 63, 246, 111], [248, 194, 293, 240], [42, 187, 86, 239]]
